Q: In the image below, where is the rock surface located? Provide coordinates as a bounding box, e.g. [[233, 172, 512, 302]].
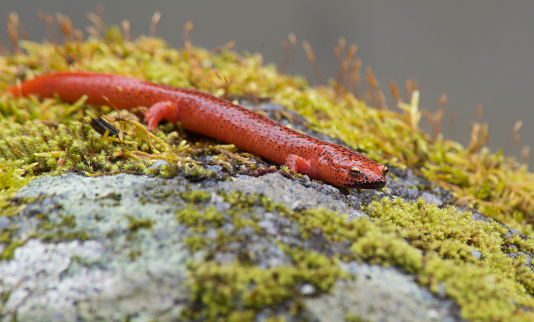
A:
[[0, 170, 466, 321]]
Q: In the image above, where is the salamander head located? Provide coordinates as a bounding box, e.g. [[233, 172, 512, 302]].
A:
[[317, 145, 388, 189]]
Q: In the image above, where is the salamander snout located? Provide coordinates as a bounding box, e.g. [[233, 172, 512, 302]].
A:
[[348, 165, 388, 189], [317, 146, 388, 189]]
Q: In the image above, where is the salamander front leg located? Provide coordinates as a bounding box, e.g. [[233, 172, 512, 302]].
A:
[[285, 154, 314, 177], [144, 101, 180, 130]]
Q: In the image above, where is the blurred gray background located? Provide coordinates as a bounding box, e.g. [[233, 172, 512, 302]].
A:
[[2, 1, 533, 168]]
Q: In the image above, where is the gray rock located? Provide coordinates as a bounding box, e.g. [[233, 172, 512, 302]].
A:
[[421, 192, 443, 206], [149, 159, 169, 169], [4, 173, 191, 321], [0, 216, 10, 230], [222, 172, 349, 213], [305, 262, 462, 322], [2, 171, 467, 321]]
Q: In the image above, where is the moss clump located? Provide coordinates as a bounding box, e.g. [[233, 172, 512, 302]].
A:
[[32, 212, 93, 243], [0, 162, 32, 217], [0, 240, 26, 260], [0, 213, 29, 261], [61, 214, 76, 228], [284, 207, 423, 274], [222, 190, 287, 214], [185, 250, 340, 321], [0, 291, 11, 311], [181, 190, 211, 203], [126, 215, 154, 232], [367, 198, 534, 263], [40, 230, 92, 243], [124, 214, 155, 245], [0, 115, 151, 176], [129, 250, 141, 261], [365, 197, 534, 321], [177, 206, 225, 234], [345, 313, 365, 322]]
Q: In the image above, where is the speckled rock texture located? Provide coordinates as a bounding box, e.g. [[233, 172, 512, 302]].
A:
[[0, 168, 468, 322], [306, 262, 459, 322], [3, 174, 191, 321]]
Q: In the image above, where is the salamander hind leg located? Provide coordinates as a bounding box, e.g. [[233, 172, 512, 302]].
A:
[[144, 101, 180, 130], [284, 154, 314, 178]]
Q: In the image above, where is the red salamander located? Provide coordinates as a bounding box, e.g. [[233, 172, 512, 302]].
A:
[[6, 71, 388, 189]]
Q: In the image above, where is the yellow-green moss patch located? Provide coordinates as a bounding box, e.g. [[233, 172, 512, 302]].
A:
[[185, 250, 341, 321], [37, 212, 93, 243], [365, 197, 534, 320], [176, 190, 343, 319]]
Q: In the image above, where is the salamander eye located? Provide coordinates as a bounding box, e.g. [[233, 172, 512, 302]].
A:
[[383, 166, 389, 175], [349, 166, 360, 177]]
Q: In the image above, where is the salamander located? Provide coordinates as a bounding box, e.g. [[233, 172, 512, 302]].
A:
[[5, 71, 388, 189]]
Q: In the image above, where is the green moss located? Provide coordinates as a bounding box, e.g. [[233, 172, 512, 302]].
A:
[[279, 196, 534, 320], [176, 206, 225, 234], [0, 240, 26, 260], [0, 116, 151, 176], [98, 192, 122, 202], [126, 215, 154, 232], [129, 250, 141, 261], [105, 230, 117, 239], [0, 291, 11, 311], [345, 312, 365, 322], [181, 190, 211, 203], [184, 251, 341, 321], [365, 197, 534, 320], [0, 224, 27, 261], [61, 214, 76, 228], [124, 214, 155, 244], [0, 229, 14, 243], [0, 163, 32, 217], [175, 190, 342, 319], [284, 206, 423, 274], [40, 230, 92, 243], [182, 234, 209, 252], [33, 212, 94, 243], [221, 190, 263, 210]]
